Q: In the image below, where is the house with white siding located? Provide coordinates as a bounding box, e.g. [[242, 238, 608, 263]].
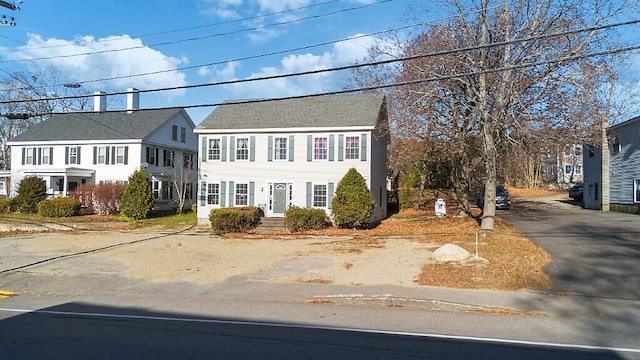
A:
[[194, 93, 390, 226], [7, 89, 198, 211], [583, 116, 640, 214]]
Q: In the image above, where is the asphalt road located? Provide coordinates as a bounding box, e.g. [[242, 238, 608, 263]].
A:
[[500, 197, 640, 300], [1, 197, 639, 359]]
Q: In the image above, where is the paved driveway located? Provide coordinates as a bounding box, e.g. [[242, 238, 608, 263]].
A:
[[501, 197, 640, 300]]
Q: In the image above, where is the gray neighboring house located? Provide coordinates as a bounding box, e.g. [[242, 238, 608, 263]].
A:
[[583, 116, 640, 214], [8, 90, 198, 211], [195, 93, 390, 226]]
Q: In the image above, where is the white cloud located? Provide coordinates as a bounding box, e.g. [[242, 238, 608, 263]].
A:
[[6, 33, 188, 98], [255, 0, 311, 13], [203, 34, 380, 99]]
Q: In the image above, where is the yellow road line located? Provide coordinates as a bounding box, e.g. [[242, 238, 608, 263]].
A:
[[0, 290, 19, 299]]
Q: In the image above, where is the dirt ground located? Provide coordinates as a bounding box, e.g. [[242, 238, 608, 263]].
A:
[[2, 188, 558, 291]]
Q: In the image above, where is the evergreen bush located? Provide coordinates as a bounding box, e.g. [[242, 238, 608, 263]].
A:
[[285, 206, 331, 232], [209, 206, 260, 235], [399, 187, 414, 210], [331, 168, 375, 229], [15, 175, 47, 214], [0, 197, 10, 214], [120, 168, 154, 220], [37, 197, 81, 217]]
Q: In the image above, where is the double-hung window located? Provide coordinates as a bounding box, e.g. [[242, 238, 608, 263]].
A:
[[207, 183, 220, 205], [183, 153, 194, 169], [164, 150, 175, 167], [68, 147, 79, 164], [235, 183, 248, 206], [274, 137, 287, 160], [236, 138, 249, 160], [313, 184, 327, 208], [345, 136, 359, 160], [314, 137, 328, 160], [25, 148, 34, 165], [116, 146, 125, 164], [42, 147, 51, 165], [612, 135, 620, 153], [97, 147, 107, 164], [153, 180, 160, 199], [208, 139, 220, 160], [565, 165, 572, 174]]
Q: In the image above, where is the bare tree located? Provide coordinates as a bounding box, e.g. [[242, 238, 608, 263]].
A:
[[0, 68, 92, 169], [168, 151, 197, 214], [386, 0, 632, 231]]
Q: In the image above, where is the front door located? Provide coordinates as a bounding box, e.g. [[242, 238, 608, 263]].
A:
[[273, 183, 287, 215]]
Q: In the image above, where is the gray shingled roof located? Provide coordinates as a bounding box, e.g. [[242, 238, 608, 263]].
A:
[[10, 108, 183, 142], [197, 93, 386, 130]]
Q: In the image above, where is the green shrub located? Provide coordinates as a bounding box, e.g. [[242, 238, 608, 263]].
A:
[[37, 197, 81, 217], [120, 168, 154, 220], [15, 175, 47, 213], [399, 187, 414, 210], [285, 206, 331, 232], [0, 197, 10, 214], [209, 206, 260, 235], [331, 168, 375, 229]]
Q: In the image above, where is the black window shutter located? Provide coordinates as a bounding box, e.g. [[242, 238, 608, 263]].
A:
[[93, 146, 97, 165], [77, 147, 81, 164], [49, 147, 53, 165], [65, 147, 69, 165], [111, 146, 116, 165], [124, 146, 128, 165], [21, 148, 25, 165]]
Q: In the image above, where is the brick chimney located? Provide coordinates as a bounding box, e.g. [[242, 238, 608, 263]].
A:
[[93, 91, 106, 112], [127, 88, 140, 113]]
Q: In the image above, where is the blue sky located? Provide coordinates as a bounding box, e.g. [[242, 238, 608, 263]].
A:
[[0, 0, 414, 123], [1, 1, 638, 125]]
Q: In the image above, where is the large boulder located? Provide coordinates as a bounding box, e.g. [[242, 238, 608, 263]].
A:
[[433, 244, 470, 262]]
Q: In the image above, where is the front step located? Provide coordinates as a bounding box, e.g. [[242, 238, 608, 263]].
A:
[[257, 217, 286, 232]]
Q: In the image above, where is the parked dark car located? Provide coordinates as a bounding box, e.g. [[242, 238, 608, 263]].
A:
[[569, 184, 584, 201], [476, 186, 512, 210]]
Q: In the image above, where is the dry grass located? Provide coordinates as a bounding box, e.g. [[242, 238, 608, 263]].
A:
[[507, 187, 565, 198], [292, 189, 554, 291]]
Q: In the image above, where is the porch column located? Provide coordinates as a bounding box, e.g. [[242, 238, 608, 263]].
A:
[[63, 175, 69, 196]]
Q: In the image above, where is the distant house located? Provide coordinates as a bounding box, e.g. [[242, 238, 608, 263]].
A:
[[541, 144, 583, 185], [194, 93, 390, 226], [583, 116, 640, 214], [8, 89, 198, 211]]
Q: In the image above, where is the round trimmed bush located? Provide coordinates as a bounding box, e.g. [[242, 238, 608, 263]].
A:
[[331, 168, 375, 229], [37, 197, 81, 217]]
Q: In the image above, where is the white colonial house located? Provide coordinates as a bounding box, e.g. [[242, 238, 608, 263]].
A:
[[194, 93, 390, 226], [583, 116, 640, 214], [7, 89, 198, 211]]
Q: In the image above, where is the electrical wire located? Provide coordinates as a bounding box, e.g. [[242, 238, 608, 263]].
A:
[[0, 0, 394, 64], [10, 42, 640, 118], [2, 18, 638, 109], [1, 0, 513, 92]]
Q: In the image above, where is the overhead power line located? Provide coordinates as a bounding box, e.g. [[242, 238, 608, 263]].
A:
[[3, 0, 509, 91], [1, 17, 637, 108], [0, 0, 393, 64], [9, 41, 640, 120]]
